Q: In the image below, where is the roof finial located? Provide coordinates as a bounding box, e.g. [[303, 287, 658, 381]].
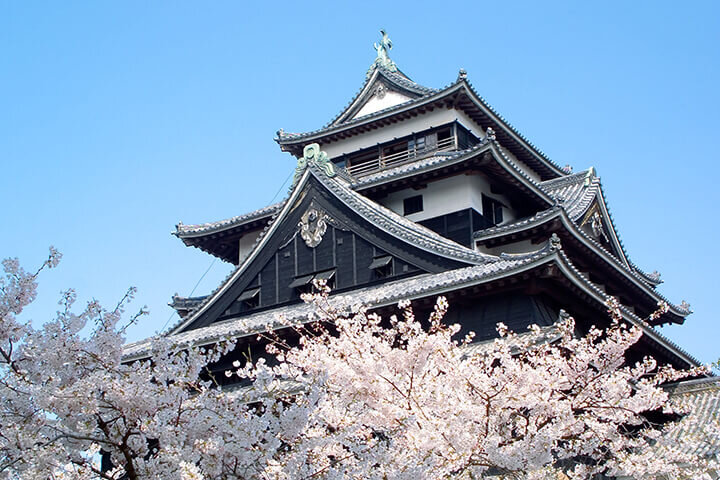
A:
[[372, 29, 398, 73], [485, 127, 496, 142], [457, 68, 467, 81], [290, 143, 336, 191], [549, 233, 562, 251]]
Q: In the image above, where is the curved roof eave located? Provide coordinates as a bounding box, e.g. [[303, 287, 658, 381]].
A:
[[166, 162, 501, 335], [328, 66, 437, 127], [277, 79, 567, 179], [125, 242, 699, 369], [174, 203, 282, 240], [350, 140, 555, 209], [474, 208, 691, 323]]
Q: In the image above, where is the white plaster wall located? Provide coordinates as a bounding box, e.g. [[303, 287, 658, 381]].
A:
[[321, 107, 542, 182], [497, 144, 541, 182], [322, 108, 484, 159], [238, 231, 261, 264], [378, 173, 516, 225], [353, 90, 413, 119], [477, 239, 536, 256]]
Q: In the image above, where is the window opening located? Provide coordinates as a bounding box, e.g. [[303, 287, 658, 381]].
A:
[[403, 195, 423, 215], [482, 194, 504, 226], [289, 270, 336, 294], [238, 287, 261, 309], [369, 255, 393, 279], [314, 269, 336, 290]]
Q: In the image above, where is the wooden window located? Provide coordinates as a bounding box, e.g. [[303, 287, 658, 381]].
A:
[[238, 287, 261, 309], [482, 194, 504, 226], [369, 255, 393, 279], [289, 270, 336, 294], [314, 269, 336, 290], [403, 195, 423, 215]]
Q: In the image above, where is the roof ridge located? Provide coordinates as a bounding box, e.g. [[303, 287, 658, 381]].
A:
[[165, 153, 502, 335], [460, 78, 566, 176], [175, 202, 283, 237], [323, 65, 437, 128], [125, 253, 553, 359], [321, 165, 498, 264], [474, 207, 690, 318], [552, 248, 700, 367]]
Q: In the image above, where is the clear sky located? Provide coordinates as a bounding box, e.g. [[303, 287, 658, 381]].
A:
[[2, 1, 719, 365]]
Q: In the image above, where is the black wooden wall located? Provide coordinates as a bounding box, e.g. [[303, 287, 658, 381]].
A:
[[218, 225, 420, 321]]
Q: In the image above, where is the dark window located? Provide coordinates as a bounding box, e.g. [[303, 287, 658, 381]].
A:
[[289, 270, 336, 295], [314, 269, 336, 290], [403, 195, 423, 215], [382, 141, 408, 160], [437, 127, 453, 148], [348, 148, 380, 173], [369, 255, 393, 279], [482, 194, 504, 226], [238, 287, 260, 309], [438, 127, 452, 141]]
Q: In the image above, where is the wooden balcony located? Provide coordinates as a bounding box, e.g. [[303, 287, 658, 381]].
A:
[[347, 136, 457, 177]]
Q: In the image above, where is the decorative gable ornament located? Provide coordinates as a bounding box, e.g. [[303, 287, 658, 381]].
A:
[[291, 143, 336, 189], [299, 207, 329, 248], [368, 29, 398, 77], [590, 211, 609, 242]]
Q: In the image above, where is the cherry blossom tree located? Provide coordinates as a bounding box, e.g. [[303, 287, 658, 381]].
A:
[[0, 251, 716, 480]]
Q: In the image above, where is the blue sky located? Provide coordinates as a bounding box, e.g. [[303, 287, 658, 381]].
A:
[[2, 1, 719, 364]]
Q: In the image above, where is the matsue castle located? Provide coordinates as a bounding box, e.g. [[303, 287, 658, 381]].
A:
[[125, 32, 719, 465]]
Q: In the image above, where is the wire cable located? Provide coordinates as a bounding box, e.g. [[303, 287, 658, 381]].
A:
[[160, 257, 217, 332]]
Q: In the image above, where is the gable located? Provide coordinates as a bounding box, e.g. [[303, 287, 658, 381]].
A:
[[351, 84, 414, 120], [176, 174, 477, 332], [329, 68, 429, 127], [577, 199, 629, 266]]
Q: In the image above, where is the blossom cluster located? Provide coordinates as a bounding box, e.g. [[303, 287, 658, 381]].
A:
[[0, 254, 716, 479]]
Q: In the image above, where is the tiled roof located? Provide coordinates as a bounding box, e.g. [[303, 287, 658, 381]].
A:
[[547, 246, 699, 367], [175, 203, 282, 238], [350, 148, 476, 188], [661, 377, 720, 459], [351, 137, 555, 208], [169, 295, 207, 311], [125, 249, 556, 359], [126, 240, 699, 370], [164, 162, 499, 335], [539, 170, 599, 221], [326, 165, 498, 265], [474, 208, 690, 319], [325, 65, 438, 127], [276, 70, 566, 178], [539, 173, 663, 287]]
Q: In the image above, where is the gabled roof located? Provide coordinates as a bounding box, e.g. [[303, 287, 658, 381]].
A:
[[174, 137, 554, 264], [474, 207, 689, 324], [276, 70, 567, 180], [351, 136, 555, 211], [662, 377, 720, 459], [166, 152, 499, 335], [126, 236, 701, 370], [326, 64, 438, 127], [538, 169, 663, 286], [175, 202, 282, 239]]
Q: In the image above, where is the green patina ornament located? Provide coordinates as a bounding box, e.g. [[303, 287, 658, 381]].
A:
[[291, 143, 336, 189], [368, 29, 398, 76]]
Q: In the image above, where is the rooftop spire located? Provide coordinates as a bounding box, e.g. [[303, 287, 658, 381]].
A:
[[371, 29, 398, 74]]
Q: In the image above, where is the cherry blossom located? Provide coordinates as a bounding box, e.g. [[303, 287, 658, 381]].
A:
[[0, 254, 716, 479]]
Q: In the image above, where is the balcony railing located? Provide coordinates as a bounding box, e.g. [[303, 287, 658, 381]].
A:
[[347, 136, 457, 177]]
